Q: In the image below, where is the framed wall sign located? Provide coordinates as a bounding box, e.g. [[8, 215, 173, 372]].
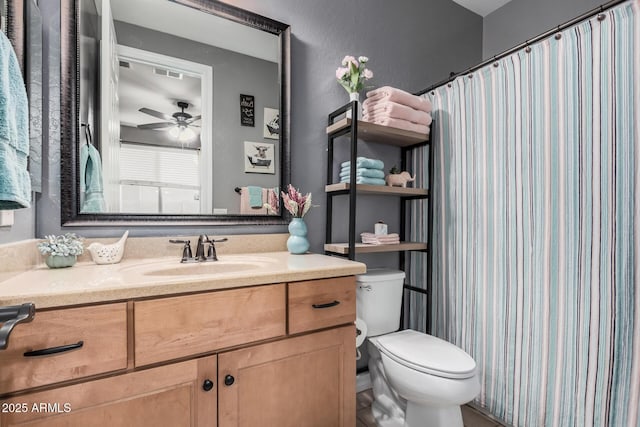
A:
[[240, 94, 255, 127]]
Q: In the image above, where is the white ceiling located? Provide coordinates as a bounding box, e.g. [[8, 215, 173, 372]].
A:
[[451, 0, 513, 17]]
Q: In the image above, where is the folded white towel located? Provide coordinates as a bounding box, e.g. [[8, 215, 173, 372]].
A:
[[361, 232, 400, 245]]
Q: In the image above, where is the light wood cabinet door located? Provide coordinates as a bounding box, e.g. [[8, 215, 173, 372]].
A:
[[218, 325, 356, 427], [0, 355, 217, 427]]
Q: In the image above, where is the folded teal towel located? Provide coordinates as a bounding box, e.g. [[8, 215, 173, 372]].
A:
[[340, 157, 384, 170], [339, 176, 386, 186], [247, 186, 263, 208], [80, 143, 106, 212], [339, 167, 385, 179], [0, 31, 30, 209]]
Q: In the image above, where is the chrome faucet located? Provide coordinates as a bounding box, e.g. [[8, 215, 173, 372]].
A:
[[171, 236, 228, 262], [195, 235, 211, 261], [196, 235, 229, 262]]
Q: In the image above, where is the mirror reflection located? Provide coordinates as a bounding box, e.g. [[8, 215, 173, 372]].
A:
[[79, 0, 283, 216]]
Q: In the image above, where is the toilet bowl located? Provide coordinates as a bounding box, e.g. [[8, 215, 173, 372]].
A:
[[356, 269, 480, 427]]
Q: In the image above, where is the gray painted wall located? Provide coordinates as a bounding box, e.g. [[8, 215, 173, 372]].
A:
[[114, 21, 280, 215], [31, 0, 481, 261], [483, 0, 602, 58]]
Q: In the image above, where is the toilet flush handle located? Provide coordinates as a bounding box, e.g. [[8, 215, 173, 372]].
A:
[[359, 285, 372, 291]]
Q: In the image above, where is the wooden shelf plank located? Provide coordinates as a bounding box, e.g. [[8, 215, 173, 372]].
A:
[[325, 183, 428, 197], [326, 118, 429, 147], [324, 242, 427, 255]]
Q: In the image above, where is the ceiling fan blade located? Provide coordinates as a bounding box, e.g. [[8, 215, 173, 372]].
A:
[[138, 107, 174, 121], [187, 115, 201, 123], [137, 122, 176, 130]]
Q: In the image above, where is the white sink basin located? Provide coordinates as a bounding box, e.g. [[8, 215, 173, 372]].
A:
[[121, 255, 278, 277]]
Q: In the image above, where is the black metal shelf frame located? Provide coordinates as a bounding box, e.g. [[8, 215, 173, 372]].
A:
[[325, 101, 435, 333]]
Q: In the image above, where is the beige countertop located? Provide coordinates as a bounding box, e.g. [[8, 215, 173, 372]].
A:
[[0, 252, 366, 309]]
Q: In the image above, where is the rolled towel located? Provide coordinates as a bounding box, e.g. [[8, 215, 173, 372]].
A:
[[364, 86, 432, 113], [362, 101, 432, 126], [339, 176, 386, 186], [340, 157, 384, 170], [339, 167, 385, 179], [365, 117, 430, 135]]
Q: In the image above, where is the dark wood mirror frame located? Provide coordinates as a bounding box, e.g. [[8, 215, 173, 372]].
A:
[[2, 0, 25, 73], [60, 0, 291, 226]]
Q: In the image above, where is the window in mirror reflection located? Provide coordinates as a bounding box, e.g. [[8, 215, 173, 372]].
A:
[[80, 0, 281, 215]]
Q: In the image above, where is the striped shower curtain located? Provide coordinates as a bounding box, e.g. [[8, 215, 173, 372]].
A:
[[410, 1, 640, 426]]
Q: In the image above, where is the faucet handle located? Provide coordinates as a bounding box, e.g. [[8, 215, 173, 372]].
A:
[[169, 240, 193, 262]]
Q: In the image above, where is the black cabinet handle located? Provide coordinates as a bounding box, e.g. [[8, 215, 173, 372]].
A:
[[202, 379, 214, 391], [224, 374, 235, 386], [23, 341, 84, 357], [312, 300, 340, 309]]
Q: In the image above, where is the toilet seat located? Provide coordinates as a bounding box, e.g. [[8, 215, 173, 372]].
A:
[[374, 329, 476, 380]]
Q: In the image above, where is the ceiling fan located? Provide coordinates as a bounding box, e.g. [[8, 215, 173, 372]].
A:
[[137, 101, 201, 131]]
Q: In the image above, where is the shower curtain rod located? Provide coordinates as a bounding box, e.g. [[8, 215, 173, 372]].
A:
[[416, 0, 628, 96]]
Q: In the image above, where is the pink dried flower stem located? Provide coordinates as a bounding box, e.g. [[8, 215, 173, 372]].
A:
[[281, 184, 313, 218]]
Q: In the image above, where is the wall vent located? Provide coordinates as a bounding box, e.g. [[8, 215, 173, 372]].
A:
[[153, 67, 184, 80]]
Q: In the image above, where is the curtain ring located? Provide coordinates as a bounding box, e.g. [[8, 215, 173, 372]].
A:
[[468, 74, 473, 79], [431, 91, 436, 95], [493, 62, 499, 67], [597, 14, 606, 21], [525, 46, 531, 53], [555, 33, 562, 40]]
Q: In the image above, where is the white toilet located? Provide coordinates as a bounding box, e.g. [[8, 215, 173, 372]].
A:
[[356, 269, 480, 427]]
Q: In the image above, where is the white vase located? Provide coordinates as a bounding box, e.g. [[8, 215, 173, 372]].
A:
[[346, 92, 361, 120]]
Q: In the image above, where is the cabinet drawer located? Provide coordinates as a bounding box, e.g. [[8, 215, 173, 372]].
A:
[[134, 284, 286, 367], [288, 276, 356, 334], [0, 303, 128, 395]]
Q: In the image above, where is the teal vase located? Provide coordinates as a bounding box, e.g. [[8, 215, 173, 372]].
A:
[[287, 218, 310, 254], [45, 255, 77, 268]]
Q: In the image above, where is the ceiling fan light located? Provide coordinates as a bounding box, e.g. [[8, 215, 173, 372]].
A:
[[169, 126, 180, 138], [178, 127, 197, 143]]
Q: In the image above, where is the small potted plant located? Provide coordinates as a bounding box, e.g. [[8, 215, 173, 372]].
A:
[[38, 233, 84, 268]]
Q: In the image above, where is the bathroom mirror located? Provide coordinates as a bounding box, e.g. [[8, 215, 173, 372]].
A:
[[61, 0, 290, 225]]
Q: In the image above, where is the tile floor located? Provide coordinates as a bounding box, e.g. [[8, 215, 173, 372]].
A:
[[356, 390, 506, 427]]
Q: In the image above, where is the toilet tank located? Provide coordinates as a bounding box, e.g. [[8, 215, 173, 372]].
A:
[[356, 269, 406, 337]]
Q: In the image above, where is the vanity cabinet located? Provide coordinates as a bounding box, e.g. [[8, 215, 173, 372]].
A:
[[0, 303, 128, 395], [0, 276, 356, 426], [134, 284, 286, 367], [0, 355, 217, 427], [218, 325, 355, 427]]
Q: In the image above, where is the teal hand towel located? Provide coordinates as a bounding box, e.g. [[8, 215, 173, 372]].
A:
[[339, 176, 386, 186], [339, 167, 385, 179], [0, 31, 31, 209], [247, 186, 263, 208], [340, 157, 384, 170], [80, 143, 106, 213]]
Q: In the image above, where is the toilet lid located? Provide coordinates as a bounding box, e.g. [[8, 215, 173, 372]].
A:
[[375, 329, 476, 379]]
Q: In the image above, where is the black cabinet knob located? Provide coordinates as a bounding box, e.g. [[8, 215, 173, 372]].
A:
[[202, 379, 214, 391], [224, 374, 235, 386]]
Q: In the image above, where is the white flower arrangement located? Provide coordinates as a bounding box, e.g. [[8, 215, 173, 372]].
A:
[[336, 55, 373, 94], [38, 233, 84, 257]]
